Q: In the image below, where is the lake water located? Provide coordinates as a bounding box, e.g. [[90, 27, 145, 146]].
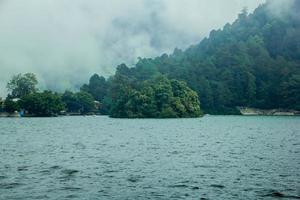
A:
[[0, 116, 299, 200]]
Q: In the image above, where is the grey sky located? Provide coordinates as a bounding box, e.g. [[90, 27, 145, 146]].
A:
[[0, 0, 267, 96]]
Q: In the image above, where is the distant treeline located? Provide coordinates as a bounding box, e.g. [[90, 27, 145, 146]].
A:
[[1, 1, 299, 117], [0, 73, 97, 117], [0, 73, 201, 118]]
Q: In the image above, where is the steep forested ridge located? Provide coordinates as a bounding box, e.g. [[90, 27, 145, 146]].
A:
[[2, 1, 299, 117], [115, 1, 300, 114], [81, 1, 300, 116]]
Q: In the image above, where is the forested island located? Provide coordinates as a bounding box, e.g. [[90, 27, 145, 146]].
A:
[[0, 0, 299, 117]]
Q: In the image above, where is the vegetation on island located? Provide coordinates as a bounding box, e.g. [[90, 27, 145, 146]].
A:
[[1, 1, 299, 117], [108, 68, 201, 118]]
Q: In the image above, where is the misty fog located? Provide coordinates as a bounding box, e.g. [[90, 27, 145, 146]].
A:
[[0, 0, 268, 96]]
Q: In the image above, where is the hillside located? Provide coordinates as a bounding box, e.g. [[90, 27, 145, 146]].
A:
[[2, 1, 299, 117], [107, 1, 300, 114]]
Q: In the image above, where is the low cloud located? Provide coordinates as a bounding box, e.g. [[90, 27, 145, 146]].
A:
[[0, 0, 266, 96], [266, 0, 295, 18]]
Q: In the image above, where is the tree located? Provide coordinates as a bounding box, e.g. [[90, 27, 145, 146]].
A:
[[20, 91, 65, 117], [281, 74, 300, 110], [170, 79, 202, 117], [7, 73, 38, 98], [3, 98, 20, 113], [108, 75, 202, 118], [0, 98, 3, 112], [61, 91, 82, 113], [108, 73, 135, 118], [75, 91, 96, 114], [62, 91, 96, 114], [80, 74, 108, 102]]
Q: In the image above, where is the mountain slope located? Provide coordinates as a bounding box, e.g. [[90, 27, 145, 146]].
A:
[[125, 1, 300, 114]]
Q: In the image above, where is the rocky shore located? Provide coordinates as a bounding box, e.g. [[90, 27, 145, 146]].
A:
[[1, 108, 299, 117], [238, 107, 300, 116]]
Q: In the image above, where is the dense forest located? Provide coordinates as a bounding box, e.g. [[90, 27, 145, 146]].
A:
[[0, 72, 201, 117], [1, 0, 299, 117], [86, 0, 299, 115], [1, 73, 98, 117]]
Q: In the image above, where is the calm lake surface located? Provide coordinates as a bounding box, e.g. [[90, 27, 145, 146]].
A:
[[0, 116, 299, 200]]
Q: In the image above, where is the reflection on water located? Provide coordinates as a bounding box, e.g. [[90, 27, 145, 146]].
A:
[[0, 116, 299, 199]]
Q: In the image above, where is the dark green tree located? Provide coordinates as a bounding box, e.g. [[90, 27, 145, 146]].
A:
[[61, 91, 82, 113], [108, 75, 202, 118], [81, 74, 108, 102], [75, 91, 96, 114], [20, 91, 65, 117], [280, 74, 300, 110], [3, 98, 20, 113], [6, 73, 38, 98], [62, 91, 95, 114]]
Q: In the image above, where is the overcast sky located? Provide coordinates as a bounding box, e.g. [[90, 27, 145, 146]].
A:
[[0, 0, 267, 96]]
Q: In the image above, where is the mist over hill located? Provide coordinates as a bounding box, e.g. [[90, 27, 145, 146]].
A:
[[99, 0, 299, 115], [0, 0, 265, 96]]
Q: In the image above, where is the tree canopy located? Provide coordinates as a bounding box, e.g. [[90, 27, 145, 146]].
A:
[[6, 73, 38, 98], [80, 74, 108, 102], [3, 98, 20, 113], [20, 91, 65, 117], [108, 71, 202, 118], [79, 1, 300, 116], [93, 1, 299, 114], [2, 1, 299, 117]]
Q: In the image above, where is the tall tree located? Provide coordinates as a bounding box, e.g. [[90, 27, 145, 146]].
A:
[[7, 73, 38, 98], [81, 74, 108, 102], [20, 91, 65, 117]]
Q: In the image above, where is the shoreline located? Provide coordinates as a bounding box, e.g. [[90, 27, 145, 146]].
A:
[[1, 112, 300, 118], [238, 107, 300, 116]]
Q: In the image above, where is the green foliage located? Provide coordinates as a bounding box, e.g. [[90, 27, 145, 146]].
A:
[[113, 1, 300, 114], [62, 91, 96, 114], [20, 91, 65, 117], [3, 98, 20, 113], [81, 74, 108, 101], [0, 98, 3, 112], [80, 74, 108, 114], [6, 73, 38, 98], [6, 1, 298, 117], [108, 74, 202, 118], [280, 74, 300, 110], [61, 91, 82, 113], [75, 91, 96, 114]]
